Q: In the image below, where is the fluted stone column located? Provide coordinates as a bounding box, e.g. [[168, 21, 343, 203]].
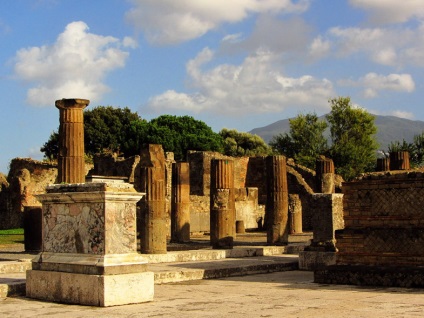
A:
[[138, 144, 167, 254], [210, 159, 235, 249], [265, 155, 289, 245], [316, 156, 335, 194], [376, 157, 390, 172], [55, 98, 89, 183], [389, 151, 410, 170], [171, 162, 190, 243]]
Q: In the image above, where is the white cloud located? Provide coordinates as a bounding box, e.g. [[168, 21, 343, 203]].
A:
[[13, 21, 132, 106], [349, 0, 424, 24], [126, 0, 310, 45], [321, 25, 424, 67], [308, 36, 331, 60], [145, 47, 334, 115], [339, 73, 415, 98]]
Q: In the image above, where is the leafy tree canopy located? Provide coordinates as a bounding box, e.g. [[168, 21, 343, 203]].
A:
[[327, 97, 378, 180], [41, 110, 224, 162], [269, 97, 378, 180], [144, 115, 224, 160], [219, 128, 272, 157], [269, 112, 328, 169]]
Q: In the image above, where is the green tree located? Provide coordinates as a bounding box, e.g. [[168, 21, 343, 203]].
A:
[[327, 97, 378, 180], [144, 115, 224, 160], [84, 106, 147, 157], [41, 106, 147, 160], [219, 129, 272, 157], [269, 113, 328, 169], [40, 131, 59, 161]]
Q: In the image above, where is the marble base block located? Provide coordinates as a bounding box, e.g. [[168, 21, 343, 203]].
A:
[[26, 270, 154, 307]]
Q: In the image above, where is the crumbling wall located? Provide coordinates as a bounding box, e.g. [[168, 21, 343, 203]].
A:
[[0, 158, 57, 229]]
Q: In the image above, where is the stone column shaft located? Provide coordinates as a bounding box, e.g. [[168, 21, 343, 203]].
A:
[[171, 162, 190, 243], [55, 98, 89, 183], [316, 156, 335, 194], [265, 155, 289, 244], [138, 144, 167, 254], [210, 159, 235, 249]]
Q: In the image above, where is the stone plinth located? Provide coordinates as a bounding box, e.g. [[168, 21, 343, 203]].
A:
[[210, 159, 236, 249], [265, 155, 289, 245], [138, 144, 167, 254], [55, 98, 89, 183], [171, 162, 190, 243], [26, 182, 154, 307]]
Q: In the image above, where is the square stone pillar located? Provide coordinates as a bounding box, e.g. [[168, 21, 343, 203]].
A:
[[26, 182, 154, 307], [299, 193, 344, 270]]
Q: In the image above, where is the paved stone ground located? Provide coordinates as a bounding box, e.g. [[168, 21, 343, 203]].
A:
[[1, 271, 424, 317]]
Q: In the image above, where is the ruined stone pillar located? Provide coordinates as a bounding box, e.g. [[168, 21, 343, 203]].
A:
[[376, 157, 390, 172], [265, 155, 289, 245], [171, 162, 190, 243], [316, 156, 335, 193], [389, 151, 410, 170], [138, 144, 167, 254], [210, 159, 235, 249], [55, 98, 90, 183], [288, 194, 302, 234]]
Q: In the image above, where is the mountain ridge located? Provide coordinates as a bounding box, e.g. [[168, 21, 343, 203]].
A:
[[249, 114, 424, 150]]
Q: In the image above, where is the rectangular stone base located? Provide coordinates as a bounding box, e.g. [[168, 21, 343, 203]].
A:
[[314, 265, 424, 288], [298, 251, 336, 271], [26, 270, 154, 306]]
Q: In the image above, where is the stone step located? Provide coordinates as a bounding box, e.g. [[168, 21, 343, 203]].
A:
[[0, 260, 32, 274], [0, 253, 299, 298], [150, 255, 299, 284]]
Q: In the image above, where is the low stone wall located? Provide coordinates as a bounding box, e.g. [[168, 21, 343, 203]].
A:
[[315, 171, 424, 287]]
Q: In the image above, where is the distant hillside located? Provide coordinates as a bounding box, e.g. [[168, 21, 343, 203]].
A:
[[250, 115, 424, 150]]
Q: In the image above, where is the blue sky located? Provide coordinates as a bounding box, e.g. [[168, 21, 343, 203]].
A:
[[1, 0, 424, 174]]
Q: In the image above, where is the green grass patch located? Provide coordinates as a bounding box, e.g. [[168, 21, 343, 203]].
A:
[[0, 228, 24, 244]]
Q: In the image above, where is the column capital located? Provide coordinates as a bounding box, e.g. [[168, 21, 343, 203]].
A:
[[55, 98, 90, 110]]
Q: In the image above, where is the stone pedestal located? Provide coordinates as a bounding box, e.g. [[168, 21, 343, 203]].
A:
[[138, 144, 167, 254], [171, 162, 190, 243], [26, 183, 153, 307], [265, 155, 289, 245], [55, 98, 89, 183], [299, 194, 344, 270], [210, 159, 235, 249]]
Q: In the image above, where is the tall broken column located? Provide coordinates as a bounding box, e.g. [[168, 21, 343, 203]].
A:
[[55, 98, 90, 183], [210, 159, 235, 249], [171, 162, 190, 243], [265, 155, 289, 245], [138, 144, 167, 254]]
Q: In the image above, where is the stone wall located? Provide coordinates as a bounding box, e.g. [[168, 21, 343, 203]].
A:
[[315, 171, 424, 287]]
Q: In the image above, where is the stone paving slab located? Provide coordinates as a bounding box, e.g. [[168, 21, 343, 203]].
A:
[[1, 271, 424, 317]]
